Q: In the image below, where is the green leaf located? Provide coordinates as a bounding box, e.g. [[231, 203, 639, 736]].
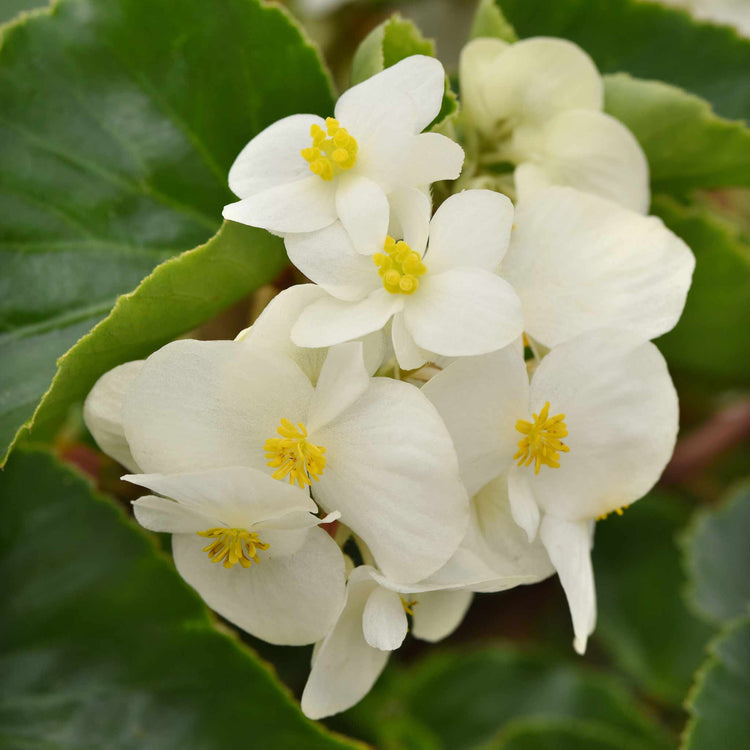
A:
[[350, 14, 457, 127], [9, 221, 286, 458], [604, 74, 750, 195], [490, 717, 646, 750], [653, 197, 750, 384], [0, 448, 360, 749], [470, 0, 518, 43], [681, 482, 750, 625], [592, 495, 715, 705], [0, 0, 45, 25], [682, 617, 750, 749], [345, 646, 672, 750], [494, 0, 750, 120], [0, 0, 334, 462]]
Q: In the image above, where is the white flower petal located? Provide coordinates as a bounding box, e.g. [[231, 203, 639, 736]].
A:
[[308, 343, 370, 433], [123, 466, 316, 529], [469, 475, 554, 591], [422, 347, 529, 496], [539, 515, 596, 654], [123, 340, 313, 474], [227, 114, 325, 198], [389, 476, 553, 594], [222, 175, 337, 234], [238, 285, 387, 381], [527, 330, 679, 521], [391, 312, 426, 370], [237, 285, 329, 382], [362, 586, 408, 651], [400, 132, 465, 187], [83, 361, 143, 472], [285, 222, 378, 302], [459, 37, 510, 136], [412, 589, 473, 643], [462, 37, 602, 142], [426, 189, 514, 274], [335, 55, 445, 137], [301, 567, 389, 719], [313, 378, 469, 583], [503, 186, 695, 347], [292, 289, 403, 348], [173, 526, 345, 646], [132, 495, 216, 534], [388, 187, 431, 255], [507, 467, 541, 542], [514, 110, 650, 214], [335, 174, 390, 255], [404, 269, 523, 358]]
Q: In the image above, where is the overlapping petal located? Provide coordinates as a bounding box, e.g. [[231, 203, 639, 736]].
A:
[[502, 187, 695, 347]]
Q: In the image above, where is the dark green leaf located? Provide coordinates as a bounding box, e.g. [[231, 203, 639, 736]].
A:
[[681, 482, 750, 624], [490, 717, 643, 750], [653, 197, 750, 384], [494, 0, 750, 120], [682, 617, 750, 749], [604, 74, 750, 195], [0, 0, 46, 25], [0, 448, 359, 748], [345, 646, 671, 750], [0, 0, 333, 461], [350, 13, 457, 127], [592, 495, 715, 704]]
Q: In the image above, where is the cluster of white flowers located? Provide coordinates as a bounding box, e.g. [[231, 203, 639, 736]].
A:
[[84, 44, 695, 719]]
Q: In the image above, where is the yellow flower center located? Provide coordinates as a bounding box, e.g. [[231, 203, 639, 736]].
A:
[[264, 418, 326, 488], [301, 118, 358, 181], [401, 597, 418, 616], [514, 401, 570, 475], [197, 527, 269, 569], [597, 505, 630, 521], [373, 236, 427, 295]]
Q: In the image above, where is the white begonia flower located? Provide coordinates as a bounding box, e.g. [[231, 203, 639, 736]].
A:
[[459, 37, 649, 212], [423, 331, 679, 653], [110, 339, 468, 584], [125, 467, 344, 646], [302, 474, 556, 720], [502, 187, 695, 349], [288, 189, 524, 369], [235, 284, 385, 382], [222, 55, 464, 253], [301, 566, 474, 720]]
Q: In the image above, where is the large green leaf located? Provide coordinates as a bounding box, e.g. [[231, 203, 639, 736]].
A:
[[682, 617, 750, 749], [0, 0, 334, 462], [604, 74, 750, 195], [343, 646, 671, 750], [653, 197, 750, 384], [0, 448, 359, 749], [0, 0, 46, 25], [350, 13, 457, 127], [9, 221, 286, 456], [490, 717, 647, 750], [681, 482, 750, 624], [592, 495, 715, 705], [494, 0, 750, 121]]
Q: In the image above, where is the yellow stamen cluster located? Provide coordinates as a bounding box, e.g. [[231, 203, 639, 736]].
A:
[[264, 418, 326, 488], [514, 402, 570, 474], [197, 527, 269, 569], [401, 597, 418, 616], [301, 118, 358, 181], [373, 236, 427, 295], [597, 505, 630, 521]]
